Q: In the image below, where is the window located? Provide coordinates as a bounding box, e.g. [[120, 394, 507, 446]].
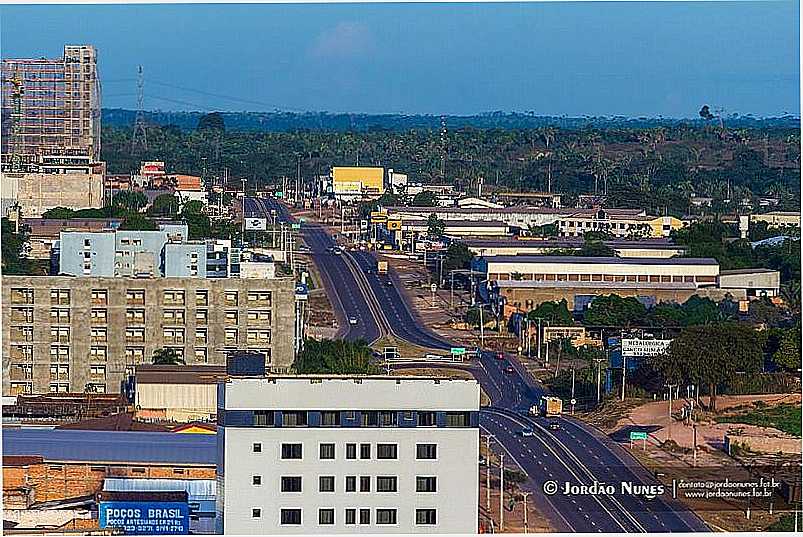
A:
[[11, 307, 34, 323], [379, 411, 396, 426], [283, 411, 307, 427], [376, 509, 397, 525], [360, 443, 371, 459], [91, 289, 107, 305], [162, 327, 185, 344], [247, 310, 271, 323], [321, 411, 340, 426], [319, 443, 335, 459], [126, 309, 145, 323], [125, 347, 145, 363], [50, 289, 70, 305], [377, 444, 398, 459], [417, 476, 437, 492], [163, 309, 186, 325], [50, 308, 70, 324], [224, 328, 238, 345], [246, 329, 271, 345], [163, 290, 185, 305], [224, 291, 238, 306], [89, 365, 106, 380], [125, 328, 145, 343], [195, 309, 208, 324], [281, 476, 302, 492], [252, 443, 262, 453], [345, 509, 356, 525], [195, 328, 208, 345], [345, 476, 356, 492], [224, 310, 239, 325], [318, 509, 335, 525], [319, 476, 335, 492], [50, 346, 69, 361], [195, 290, 208, 306], [254, 410, 274, 427], [416, 509, 437, 525], [445, 412, 470, 427], [417, 411, 436, 426], [252, 508, 261, 518], [126, 289, 145, 305], [361, 411, 378, 427], [359, 476, 371, 492], [11, 288, 35, 304], [90, 327, 107, 343], [252, 475, 262, 485], [49, 364, 69, 381], [90, 309, 107, 324], [281, 443, 302, 459], [194, 348, 208, 364], [280, 509, 301, 525], [376, 476, 398, 492], [359, 509, 370, 525], [247, 291, 271, 305], [345, 443, 356, 459], [417, 444, 437, 460], [50, 326, 70, 343]]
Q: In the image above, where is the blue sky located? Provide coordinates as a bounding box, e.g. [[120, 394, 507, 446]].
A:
[[1, 2, 799, 117]]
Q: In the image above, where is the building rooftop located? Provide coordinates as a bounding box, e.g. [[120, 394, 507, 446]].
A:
[[2, 428, 216, 465], [405, 219, 509, 228], [135, 365, 226, 385], [23, 218, 121, 239], [461, 238, 684, 250], [492, 279, 700, 290], [719, 268, 781, 275], [478, 255, 718, 266]]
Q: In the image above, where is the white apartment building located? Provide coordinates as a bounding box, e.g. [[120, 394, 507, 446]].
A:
[[216, 375, 480, 534]]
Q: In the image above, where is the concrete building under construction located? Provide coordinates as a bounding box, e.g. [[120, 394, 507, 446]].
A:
[[1, 45, 105, 217]]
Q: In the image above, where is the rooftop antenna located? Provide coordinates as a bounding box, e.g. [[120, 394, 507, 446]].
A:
[[131, 65, 148, 153]]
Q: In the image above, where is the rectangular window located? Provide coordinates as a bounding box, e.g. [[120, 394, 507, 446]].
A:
[[247, 291, 271, 305], [254, 410, 274, 427], [280, 509, 301, 525], [252, 508, 261, 518], [319, 476, 335, 492], [416, 509, 437, 525], [345, 476, 356, 492], [359, 509, 370, 525], [321, 411, 340, 426], [376, 509, 397, 525], [126, 309, 145, 323], [359, 476, 371, 492], [346, 443, 356, 459], [283, 411, 307, 427], [379, 411, 396, 426], [361, 411, 378, 427], [377, 444, 398, 459], [50, 308, 70, 324], [416, 476, 437, 492], [360, 443, 371, 459], [195, 309, 208, 324], [416, 444, 437, 460], [50, 288, 70, 305], [162, 327, 185, 344], [252, 443, 262, 453], [11, 288, 35, 304], [246, 328, 271, 345], [252, 475, 262, 486], [194, 348, 208, 363], [345, 509, 356, 525], [90, 309, 107, 324], [162, 309, 186, 325], [50, 326, 70, 343], [318, 509, 335, 525], [163, 290, 185, 305], [376, 476, 398, 492], [125, 347, 145, 363], [319, 443, 335, 460], [417, 411, 436, 426], [224, 291, 238, 306], [281, 443, 302, 459], [224, 328, 238, 345], [126, 289, 145, 305], [247, 309, 271, 323], [281, 476, 302, 492], [90, 327, 107, 343], [445, 412, 471, 427], [195, 328, 208, 345], [125, 328, 145, 343], [195, 290, 208, 306]]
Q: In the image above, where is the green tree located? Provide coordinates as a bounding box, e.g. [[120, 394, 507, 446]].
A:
[[527, 299, 573, 325], [151, 347, 186, 365], [1, 218, 33, 275], [41, 207, 76, 219], [197, 112, 226, 132], [579, 240, 615, 257], [426, 213, 445, 238], [147, 194, 180, 217], [583, 294, 647, 326], [444, 242, 474, 272], [412, 191, 438, 207], [772, 325, 802, 371], [112, 190, 148, 212], [119, 213, 158, 231], [294, 339, 379, 374]]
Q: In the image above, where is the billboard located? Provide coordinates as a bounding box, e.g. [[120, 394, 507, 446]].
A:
[[332, 166, 384, 192], [99, 501, 189, 535], [621, 338, 672, 357], [244, 218, 267, 231], [333, 181, 362, 194]]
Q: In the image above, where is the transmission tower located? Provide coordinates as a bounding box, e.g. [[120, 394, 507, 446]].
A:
[[131, 65, 148, 153], [439, 115, 447, 178]]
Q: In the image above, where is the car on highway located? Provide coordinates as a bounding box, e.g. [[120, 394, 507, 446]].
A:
[[504, 366, 515, 374], [495, 352, 504, 360], [385, 280, 393, 286], [348, 316, 358, 325], [332, 247, 343, 255], [548, 421, 560, 430], [519, 428, 534, 437]]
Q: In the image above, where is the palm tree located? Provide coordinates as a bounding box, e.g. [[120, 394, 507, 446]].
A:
[[151, 347, 186, 366]]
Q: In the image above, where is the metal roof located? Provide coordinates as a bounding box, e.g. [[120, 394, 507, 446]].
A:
[[2, 428, 216, 465], [478, 255, 718, 266]]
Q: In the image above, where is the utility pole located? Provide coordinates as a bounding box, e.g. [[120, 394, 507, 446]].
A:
[[665, 383, 677, 440], [570, 367, 576, 415], [499, 452, 504, 532], [522, 491, 530, 534], [484, 434, 494, 511], [241, 177, 247, 242], [594, 358, 604, 404], [535, 318, 543, 361], [479, 306, 485, 346], [621, 353, 627, 402]]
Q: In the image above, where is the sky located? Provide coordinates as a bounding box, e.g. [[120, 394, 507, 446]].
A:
[[0, 1, 799, 117]]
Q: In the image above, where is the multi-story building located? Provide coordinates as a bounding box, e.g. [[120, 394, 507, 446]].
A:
[[2, 275, 296, 396], [1, 45, 104, 217], [216, 374, 480, 534], [557, 209, 684, 238]]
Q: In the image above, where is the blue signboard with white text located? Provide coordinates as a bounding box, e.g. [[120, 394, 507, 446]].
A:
[[99, 502, 189, 535]]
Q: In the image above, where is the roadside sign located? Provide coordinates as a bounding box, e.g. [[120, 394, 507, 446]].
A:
[[622, 339, 672, 357], [630, 431, 648, 441], [430, 283, 437, 292], [570, 398, 577, 406], [275, 191, 284, 198], [451, 347, 466, 356], [291, 223, 301, 230], [383, 346, 398, 360], [245, 218, 267, 231]]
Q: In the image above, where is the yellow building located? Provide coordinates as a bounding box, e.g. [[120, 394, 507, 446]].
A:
[[751, 211, 801, 227], [332, 167, 384, 197]]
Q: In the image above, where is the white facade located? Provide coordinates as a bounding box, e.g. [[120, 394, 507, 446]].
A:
[[217, 376, 480, 535]]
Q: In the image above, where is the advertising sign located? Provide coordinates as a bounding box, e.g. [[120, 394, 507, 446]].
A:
[[334, 181, 362, 194], [621, 338, 672, 357], [387, 219, 402, 231], [244, 218, 267, 231], [99, 502, 189, 535]]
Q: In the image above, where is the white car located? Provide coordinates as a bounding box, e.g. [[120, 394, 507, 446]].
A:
[[348, 316, 358, 325]]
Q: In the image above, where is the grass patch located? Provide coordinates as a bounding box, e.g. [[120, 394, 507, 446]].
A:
[[765, 514, 798, 532], [715, 404, 801, 437]]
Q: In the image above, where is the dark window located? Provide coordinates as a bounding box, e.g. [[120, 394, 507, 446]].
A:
[[252, 475, 262, 486], [359, 476, 371, 492], [377, 476, 398, 492], [252, 442, 262, 453], [346, 443, 356, 459], [345, 476, 356, 492], [379, 411, 396, 426], [281, 476, 302, 492], [361, 411, 378, 426], [416, 476, 437, 492], [252, 508, 261, 518], [319, 476, 335, 492], [360, 443, 371, 459], [281, 443, 302, 459], [254, 410, 273, 427], [403, 411, 414, 420], [319, 443, 335, 460], [377, 444, 397, 459], [321, 411, 340, 426], [416, 509, 437, 525], [376, 509, 397, 525], [359, 509, 370, 525], [280, 509, 302, 525], [416, 444, 437, 459], [445, 412, 470, 427], [283, 411, 307, 427], [319, 509, 335, 525], [345, 509, 356, 525], [417, 411, 436, 426]]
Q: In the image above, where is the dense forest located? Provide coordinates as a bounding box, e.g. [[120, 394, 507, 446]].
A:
[[102, 110, 801, 217]]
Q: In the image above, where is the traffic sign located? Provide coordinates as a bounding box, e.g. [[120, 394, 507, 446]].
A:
[[291, 223, 301, 230], [570, 398, 577, 405], [450, 347, 466, 356], [630, 431, 648, 441], [275, 191, 284, 198], [430, 283, 437, 292]]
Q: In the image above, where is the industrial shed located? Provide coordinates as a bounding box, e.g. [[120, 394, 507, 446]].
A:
[[134, 366, 225, 422]]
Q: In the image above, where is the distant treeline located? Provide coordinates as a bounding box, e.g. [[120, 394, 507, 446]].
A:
[[102, 108, 800, 133]]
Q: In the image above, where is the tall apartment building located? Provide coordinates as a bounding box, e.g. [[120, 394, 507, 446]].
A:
[[216, 374, 480, 534], [2, 275, 296, 396], [1, 45, 104, 217]]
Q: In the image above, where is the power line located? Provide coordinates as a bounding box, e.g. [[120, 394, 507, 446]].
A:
[[149, 79, 305, 112]]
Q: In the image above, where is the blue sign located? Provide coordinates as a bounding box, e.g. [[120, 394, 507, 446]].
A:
[[99, 502, 189, 535]]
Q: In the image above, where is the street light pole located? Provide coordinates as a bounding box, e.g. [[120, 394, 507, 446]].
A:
[[665, 383, 677, 440], [570, 367, 576, 415], [594, 358, 604, 404], [522, 491, 530, 534], [484, 434, 494, 511], [499, 452, 504, 532]]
